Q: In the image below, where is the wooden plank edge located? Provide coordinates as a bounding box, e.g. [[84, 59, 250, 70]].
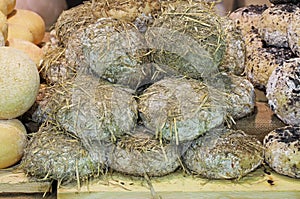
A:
[[57, 167, 300, 197], [0, 181, 52, 194], [58, 191, 300, 199], [0, 170, 52, 194]]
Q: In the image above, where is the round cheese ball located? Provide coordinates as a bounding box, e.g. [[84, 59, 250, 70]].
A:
[[0, 119, 27, 169], [263, 126, 300, 178], [259, 4, 299, 48], [288, 8, 300, 57], [246, 45, 295, 89], [0, 47, 40, 119], [229, 5, 268, 36], [269, 0, 299, 4], [266, 58, 300, 125]]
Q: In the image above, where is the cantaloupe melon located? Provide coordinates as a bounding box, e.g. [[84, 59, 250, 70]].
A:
[[0, 119, 27, 169], [0, 47, 40, 119]]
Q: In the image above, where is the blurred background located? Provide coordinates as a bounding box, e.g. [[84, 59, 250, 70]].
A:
[[15, 0, 272, 30]]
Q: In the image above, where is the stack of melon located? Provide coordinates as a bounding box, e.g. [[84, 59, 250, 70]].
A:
[[0, 0, 43, 169]]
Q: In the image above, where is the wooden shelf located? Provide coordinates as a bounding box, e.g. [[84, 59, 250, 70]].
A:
[[2, 167, 299, 199]]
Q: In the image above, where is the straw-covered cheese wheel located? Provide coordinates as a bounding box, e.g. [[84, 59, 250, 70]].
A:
[[183, 128, 263, 179]]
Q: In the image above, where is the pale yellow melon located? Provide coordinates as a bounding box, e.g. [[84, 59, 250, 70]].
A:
[[7, 23, 34, 43], [0, 11, 7, 42], [0, 47, 40, 119], [8, 38, 44, 66], [0, 119, 27, 169], [5, 0, 16, 15], [0, 32, 4, 46], [8, 9, 45, 44], [0, 1, 8, 16], [0, 0, 16, 16]]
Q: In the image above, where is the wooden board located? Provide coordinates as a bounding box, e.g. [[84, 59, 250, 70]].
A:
[[58, 167, 300, 199], [0, 168, 52, 194]]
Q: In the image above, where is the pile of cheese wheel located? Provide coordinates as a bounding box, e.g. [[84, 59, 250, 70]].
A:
[[0, 0, 44, 169], [230, 0, 300, 178]]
